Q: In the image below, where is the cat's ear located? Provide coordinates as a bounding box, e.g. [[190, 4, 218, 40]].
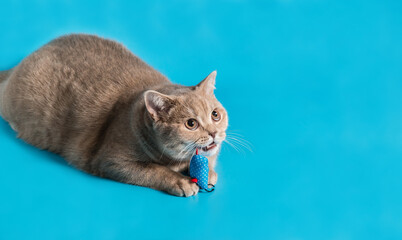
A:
[[144, 90, 175, 121], [196, 70, 217, 95]]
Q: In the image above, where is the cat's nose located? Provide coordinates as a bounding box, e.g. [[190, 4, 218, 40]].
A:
[[209, 131, 217, 139]]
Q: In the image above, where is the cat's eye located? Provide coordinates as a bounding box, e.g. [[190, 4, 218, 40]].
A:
[[185, 118, 199, 130], [211, 109, 221, 122]]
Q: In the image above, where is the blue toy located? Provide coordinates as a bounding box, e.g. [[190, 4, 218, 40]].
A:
[[189, 149, 215, 192]]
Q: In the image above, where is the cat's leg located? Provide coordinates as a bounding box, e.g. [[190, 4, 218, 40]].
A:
[[98, 159, 199, 197], [167, 161, 189, 173], [208, 169, 218, 185], [207, 155, 218, 185]]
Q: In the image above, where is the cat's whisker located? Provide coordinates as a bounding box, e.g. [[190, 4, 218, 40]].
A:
[[226, 130, 247, 136], [166, 142, 192, 168], [226, 132, 250, 140], [179, 144, 193, 158], [175, 142, 196, 161], [184, 143, 197, 157], [180, 148, 194, 161], [223, 139, 242, 153], [225, 136, 253, 152], [176, 142, 192, 158], [226, 133, 252, 145], [225, 133, 253, 153], [227, 140, 252, 153], [158, 146, 166, 162]]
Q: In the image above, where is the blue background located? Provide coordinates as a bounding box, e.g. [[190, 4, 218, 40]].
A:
[[1, 0, 402, 239]]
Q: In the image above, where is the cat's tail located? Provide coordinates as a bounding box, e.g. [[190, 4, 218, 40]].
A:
[[0, 69, 12, 118]]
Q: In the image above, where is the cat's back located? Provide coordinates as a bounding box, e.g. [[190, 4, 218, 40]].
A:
[[2, 34, 168, 152], [34, 34, 168, 94], [48, 34, 167, 85]]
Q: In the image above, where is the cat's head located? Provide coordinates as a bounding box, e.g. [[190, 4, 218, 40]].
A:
[[144, 71, 228, 160]]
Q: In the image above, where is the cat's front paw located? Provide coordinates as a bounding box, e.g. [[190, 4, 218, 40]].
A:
[[208, 170, 218, 185], [168, 177, 199, 197]]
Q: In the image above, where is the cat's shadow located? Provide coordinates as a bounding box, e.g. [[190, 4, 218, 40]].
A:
[[0, 117, 68, 167]]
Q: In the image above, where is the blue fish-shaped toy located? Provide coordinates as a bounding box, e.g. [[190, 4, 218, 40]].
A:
[[189, 149, 215, 192]]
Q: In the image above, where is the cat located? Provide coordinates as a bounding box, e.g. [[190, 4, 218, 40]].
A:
[[0, 34, 228, 197]]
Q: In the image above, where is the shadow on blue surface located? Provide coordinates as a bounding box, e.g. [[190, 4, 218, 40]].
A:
[[0, 118, 68, 168]]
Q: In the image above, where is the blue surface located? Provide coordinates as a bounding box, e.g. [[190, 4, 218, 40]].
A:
[[1, 1, 402, 239]]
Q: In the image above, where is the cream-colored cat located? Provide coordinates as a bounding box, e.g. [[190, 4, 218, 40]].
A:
[[0, 34, 228, 197]]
